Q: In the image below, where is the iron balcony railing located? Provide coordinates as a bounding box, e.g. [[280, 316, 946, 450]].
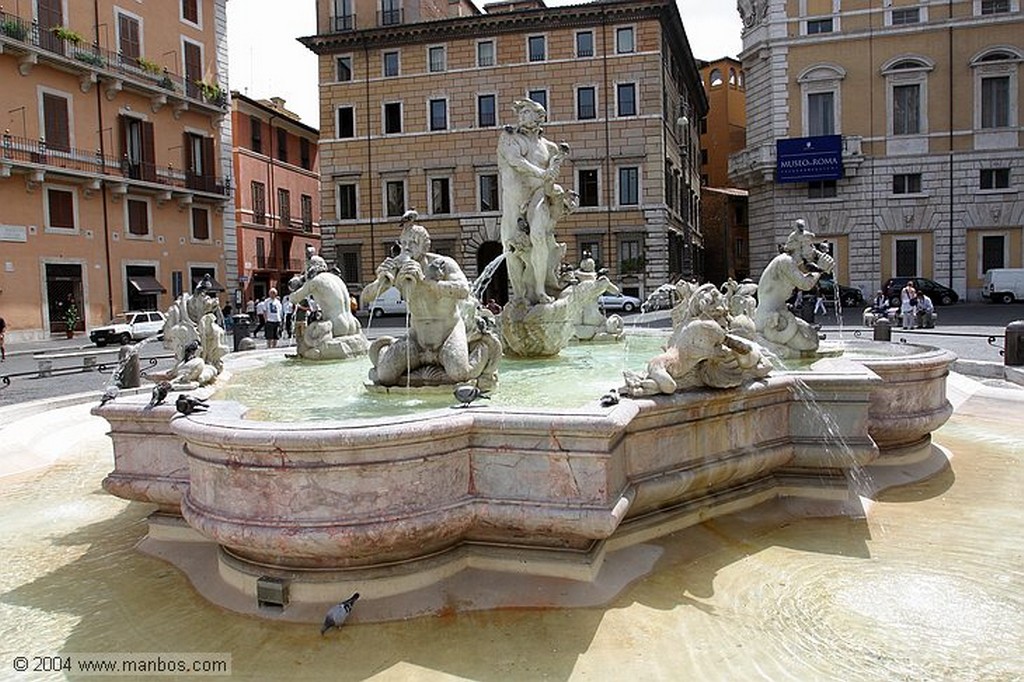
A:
[[1, 133, 230, 197], [333, 14, 355, 31], [0, 10, 227, 109], [378, 8, 403, 26]]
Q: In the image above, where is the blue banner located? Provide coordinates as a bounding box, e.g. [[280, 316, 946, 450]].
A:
[[776, 135, 844, 183]]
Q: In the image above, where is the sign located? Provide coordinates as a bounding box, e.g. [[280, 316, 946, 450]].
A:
[[776, 135, 843, 183], [238, 275, 249, 283], [0, 224, 28, 242]]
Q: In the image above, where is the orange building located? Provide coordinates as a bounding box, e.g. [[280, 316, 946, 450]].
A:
[[0, 0, 232, 342], [231, 93, 320, 306]]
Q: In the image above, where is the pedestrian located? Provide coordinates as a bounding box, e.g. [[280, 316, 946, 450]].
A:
[[900, 280, 917, 329], [0, 316, 6, 361], [264, 289, 283, 348], [282, 295, 294, 339], [813, 288, 827, 316], [254, 296, 267, 337], [221, 304, 234, 332]]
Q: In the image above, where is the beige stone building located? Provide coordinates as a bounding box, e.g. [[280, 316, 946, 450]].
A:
[[731, 0, 1023, 300], [0, 0, 233, 342], [300, 0, 707, 302]]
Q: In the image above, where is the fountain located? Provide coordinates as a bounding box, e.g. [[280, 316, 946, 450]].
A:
[[91, 111, 956, 622]]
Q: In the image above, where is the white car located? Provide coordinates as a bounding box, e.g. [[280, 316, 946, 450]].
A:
[[89, 311, 166, 346], [367, 287, 408, 317], [597, 293, 642, 313]]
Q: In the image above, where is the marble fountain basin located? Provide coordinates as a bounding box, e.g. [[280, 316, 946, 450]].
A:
[[94, 337, 954, 616]]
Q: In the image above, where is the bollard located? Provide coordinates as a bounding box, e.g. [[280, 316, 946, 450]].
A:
[[1005, 320, 1024, 367], [873, 317, 891, 342], [232, 313, 252, 352]]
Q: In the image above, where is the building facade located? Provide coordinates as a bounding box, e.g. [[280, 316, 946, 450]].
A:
[[0, 0, 233, 342], [231, 93, 321, 307], [301, 0, 707, 302], [731, 0, 1023, 300]]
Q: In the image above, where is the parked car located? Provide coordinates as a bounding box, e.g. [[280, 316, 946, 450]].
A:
[[598, 293, 642, 313], [982, 268, 1024, 304], [817, 276, 865, 308], [89, 311, 166, 346], [366, 287, 407, 317], [883, 277, 959, 307]]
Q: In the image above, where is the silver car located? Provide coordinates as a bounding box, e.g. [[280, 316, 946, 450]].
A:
[[597, 293, 642, 313]]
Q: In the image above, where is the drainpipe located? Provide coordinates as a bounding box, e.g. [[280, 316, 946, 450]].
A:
[[947, 0, 954, 291], [364, 39, 376, 269], [95, 0, 113, 319], [601, 11, 613, 274], [267, 111, 278, 283]]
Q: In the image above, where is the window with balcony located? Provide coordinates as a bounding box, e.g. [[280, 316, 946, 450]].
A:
[[479, 174, 498, 211], [577, 87, 596, 120], [120, 115, 155, 181], [618, 167, 639, 205], [278, 188, 291, 228], [380, 0, 401, 26], [337, 56, 353, 82], [117, 11, 141, 63], [384, 102, 402, 134], [184, 132, 214, 191], [277, 128, 288, 163], [429, 99, 447, 131], [428, 45, 446, 73], [477, 40, 495, 67], [576, 31, 594, 58], [385, 180, 405, 217], [478, 94, 496, 127], [383, 51, 399, 77], [337, 183, 357, 219], [252, 181, 266, 224], [183, 40, 203, 100], [578, 169, 599, 206], [301, 194, 313, 231], [191, 206, 210, 241], [126, 197, 151, 236], [893, 173, 922, 194], [981, 168, 1011, 189], [528, 35, 546, 62], [42, 92, 71, 152], [337, 106, 355, 138], [334, 0, 354, 30], [431, 177, 451, 214], [250, 115, 262, 153], [617, 83, 637, 117], [616, 27, 635, 54], [45, 186, 76, 231]]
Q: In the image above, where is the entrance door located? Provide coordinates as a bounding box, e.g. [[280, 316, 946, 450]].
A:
[[45, 263, 84, 333], [476, 241, 508, 305]]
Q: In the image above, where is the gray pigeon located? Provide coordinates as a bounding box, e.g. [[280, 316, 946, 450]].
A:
[[147, 381, 172, 409], [321, 592, 360, 635], [599, 388, 620, 407], [453, 385, 490, 408], [175, 394, 209, 415], [99, 385, 119, 407]]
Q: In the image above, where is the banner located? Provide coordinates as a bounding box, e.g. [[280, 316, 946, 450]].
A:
[[776, 135, 843, 183]]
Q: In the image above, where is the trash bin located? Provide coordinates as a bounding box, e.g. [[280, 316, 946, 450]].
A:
[[232, 313, 252, 352], [1005, 320, 1024, 367], [873, 318, 891, 342]]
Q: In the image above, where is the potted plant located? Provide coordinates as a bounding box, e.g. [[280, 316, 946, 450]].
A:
[[136, 56, 162, 75], [195, 79, 225, 105], [1, 18, 27, 40], [64, 303, 80, 338], [51, 25, 84, 46]]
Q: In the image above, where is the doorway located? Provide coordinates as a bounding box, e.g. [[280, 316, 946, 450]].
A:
[[45, 263, 84, 333]]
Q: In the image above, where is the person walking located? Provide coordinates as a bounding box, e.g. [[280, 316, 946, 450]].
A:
[[254, 296, 267, 338], [813, 288, 827, 316], [0, 316, 6, 362], [900, 280, 917, 329], [264, 289, 283, 348], [282, 295, 294, 339]]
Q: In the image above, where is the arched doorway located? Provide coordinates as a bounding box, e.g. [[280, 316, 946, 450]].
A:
[[476, 241, 508, 305]]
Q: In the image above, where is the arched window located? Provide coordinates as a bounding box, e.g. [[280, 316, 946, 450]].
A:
[[728, 68, 737, 86], [970, 47, 1022, 136], [797, 64, 846, 136], [880, 56, 934, 143], [709, 69, 723, 87]]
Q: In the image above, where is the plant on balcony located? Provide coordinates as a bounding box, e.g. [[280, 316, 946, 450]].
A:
[[136, 56, 162, 75], [51, 25, 84, 45], [1, 19, 27, 40], [158, 73, 176, 91], [74, 49, 106, 68], [195, 79, 226, 105]]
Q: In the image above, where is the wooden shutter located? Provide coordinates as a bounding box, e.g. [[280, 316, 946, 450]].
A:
[[183, 0, 199, 24], [43, 93, 70, 152], [38, 0, 63, 53], [184, 42, 202, 98], [118, 13, 140, 61], [141, 121, 156, 181], [202, 136, 214, 191]]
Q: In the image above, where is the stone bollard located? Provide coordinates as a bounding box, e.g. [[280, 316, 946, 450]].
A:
[[873, 318, 892, 342], [1005, 320, 1024, 367]]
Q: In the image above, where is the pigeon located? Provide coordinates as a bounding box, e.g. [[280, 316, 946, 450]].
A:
[[599, 388, 620, 407], [182, 340, 201, 362], [99, 385, 119, 407], [175, 394, 209, 415], [147, 381, 172, 409], [453, 384, 490, 408], [320, 592, 360, 635]]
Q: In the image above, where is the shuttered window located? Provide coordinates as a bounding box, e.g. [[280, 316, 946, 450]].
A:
[[42, 93, 70, 152], [46, 188, 75, 229], [127, 198, 149, 236]]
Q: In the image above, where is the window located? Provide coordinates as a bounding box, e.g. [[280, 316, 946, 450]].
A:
[[981, 76, 1010, 128], [618, 167, 639, 205], [428, 45, 446, 73], [278, 188, 291, 228], [250, 115, 262, 153], [120, 114, 155, 181], [337, 247, 361, 282], [381, 0, 401, 25], [42, 92, 70, 152], [337, 183, 357, 219], [183, 39, 203, 100], [527, 89, 547, 111], [45, 187, 76, 230], [334, 0, 354, 30], [577, 87, 596, 120], [300, 138, 311, 170], [893, 173, 922, 194], [528, 35, 546, 62], [617, 83, 637, 117], [981, 168, 1010, 189], [383, 51, 399, 77], [620, 238, 642, 271], [891, 8, 920, 25], [616, 27, 635, 54], [478, 94, 496, 127], [191, 206, 210, 241], [700, 148, 709, 165], [893, 84, 920, 135], [384, 102, 402, 134], [126, 197, 150, 236], [578, 169, 598, 206], [807, 18, 833, 34], [184, 132, 213, 191], [301, 194, 313, 231], [251, 181, 266, 224], [709, 69, 723, 87], [895, 238, 918, 277], [808, 180, 837, 198], [277, 128, 288, 163], [429, 98, 447, 131], [256, 237, 266, 268], [580, 241, 601, 266], [431, 177, 451, 214], [117, 11, 141, 62], [980, 0, 1010, 14], [479, 174, 498, 211], [337, 106, 355, 138], [385, 180, 405, 217], [182, 0, 199, 24], [336, 56, 352, 82], [576, 31, 594, 58], [982, 235, 1005, 272], [807, 91, 835, 136], [477, 40, 495, 67]]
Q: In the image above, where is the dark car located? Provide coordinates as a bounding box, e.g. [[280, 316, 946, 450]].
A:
[[817, 277, 864, 308], [883, 277, 959, 307]]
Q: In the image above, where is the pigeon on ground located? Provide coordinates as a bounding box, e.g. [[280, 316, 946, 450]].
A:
[[599, 388, 620, 407], [320, 592, 360, 635], [453, 385, 490, 408], [99, 385, 119, 407], [147, 381, 172, 409], [175, 394, 209, 415]]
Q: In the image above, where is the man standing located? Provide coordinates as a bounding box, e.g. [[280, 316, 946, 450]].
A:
[[264, 289, 283, 348], [282, 295, 294, 339], [254, 296, 267, 337]]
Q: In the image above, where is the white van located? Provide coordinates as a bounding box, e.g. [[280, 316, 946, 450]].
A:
[[367, 287, 407, 317], [982, 268, 1024, 304]]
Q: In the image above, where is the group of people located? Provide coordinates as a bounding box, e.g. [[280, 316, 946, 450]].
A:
[[242, 291, 307, 349], [898, 280, 936, 329]]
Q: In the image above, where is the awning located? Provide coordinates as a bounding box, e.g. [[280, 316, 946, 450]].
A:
[[193, 275, 226, 292], [129, 275, 167, 294]]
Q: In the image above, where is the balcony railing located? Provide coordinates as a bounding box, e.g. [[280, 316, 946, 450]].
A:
[[378, 8, 403, 26], [1, 133, 229, 197], [0, 10, 227, 109], [254, 256, 302, 271], [333, 14, 355, 31]]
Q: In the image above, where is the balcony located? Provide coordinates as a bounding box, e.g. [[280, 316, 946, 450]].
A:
[[254, 256, 302, 272], [728, 135, 864, 186], [378, 8, 404, 26], [0, 11, 227, 113], [332, 14, 356, 31], [0, 133, 230, 199]]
